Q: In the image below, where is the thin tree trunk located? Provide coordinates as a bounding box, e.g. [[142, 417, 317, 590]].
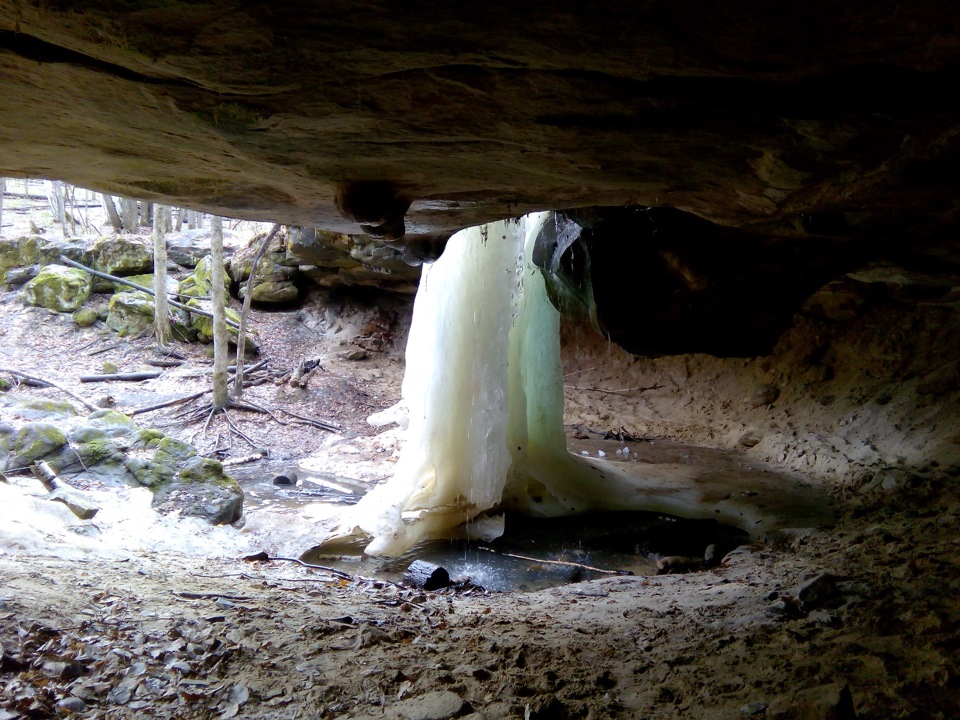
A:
[[139, 201, 153, 228], [50, 181, 67, 237], [0, 178, 5, 237], [102, 194, 122, 232], [233, 224, 280, 398], [153, 205, 173, 347], [210, 215, 230, 410], [175, 208, 185, 231], [120, 197, 137, 232]]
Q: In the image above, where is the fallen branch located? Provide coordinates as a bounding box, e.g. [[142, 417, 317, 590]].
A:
[[143, 359, 183, 368], [478, 546, 633, 576], [564, 383, 663, 396], [128, 389, 209, 416], [222, 451, 267, 467], [0, 367, 98, 412], [173, 592, 256, 601], [32, 461, 100, 520], [79, 371, 162, 383], [57, 255, 241, 330], [241, 551, 353, 580]]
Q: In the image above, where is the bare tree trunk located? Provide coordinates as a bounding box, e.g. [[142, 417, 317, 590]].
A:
[[139, 201, 153, 228], [50, 181, 67, 237], [175, 208, 185, 231], [0, 178, 5, 238], [210, 215, 230, 410], [101, 194, 122, 232], [233, 224, 279, 398], [152, 205, 173, 347], [120, 197, 137, 232]]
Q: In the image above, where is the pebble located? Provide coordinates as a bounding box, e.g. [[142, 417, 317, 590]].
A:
[[796, 573, 837, 609], [57, 696, 87, 713], [597, 450, 606, 457], [740, 701, 767, 715]]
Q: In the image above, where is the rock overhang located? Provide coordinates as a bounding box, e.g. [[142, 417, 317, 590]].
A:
[[2, 1, 960, 354]]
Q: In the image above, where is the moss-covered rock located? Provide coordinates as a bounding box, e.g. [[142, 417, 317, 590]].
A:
[[23, 265, 92, 312], [178, 255, 230, 302], [185, 297, 245, 344], [72, 306, 98, 327], [0, 235, 87, 286], [241, 279, 300, 303], [106, 290, 154, 337], [87, 409, 138, 438], [151, 455, 243, 525], [0, 393, 81, 419], [84, 236, 153, 277], [9, 421, 68, 469]]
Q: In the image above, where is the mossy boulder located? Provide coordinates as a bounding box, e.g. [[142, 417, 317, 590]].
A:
[[178, 255, 230, 302], [23, 265, 92, 312], [9, 421, 68, 468], [0, 235, 87, 285], [72, 306, 98, 327], [84, 236, 153, 277], [106, 290, 155, 337], [241, 279, 299, 304], [0, 397, 243, 524], [185, 297, 247, 345], [151, 455, 243, 525]]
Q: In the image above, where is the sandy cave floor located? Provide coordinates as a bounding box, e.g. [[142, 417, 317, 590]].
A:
[[0, 242, 958, 717]]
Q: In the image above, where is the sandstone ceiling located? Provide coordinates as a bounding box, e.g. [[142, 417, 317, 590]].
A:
[[2, 2, 960, 353], [1, 2, 958, 240]]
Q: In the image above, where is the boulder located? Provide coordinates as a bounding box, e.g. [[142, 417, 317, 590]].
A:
[[22, 265, 91, 313], [178, 255, 230, 302], [106, 290, 155, 337], [72, 306, 98, 327], [0, 396, 243, 525], [113, 272, 179, 296], [83, 236, 153, 277], [166, 228, 235, 268], [0, 235, 86, 285]]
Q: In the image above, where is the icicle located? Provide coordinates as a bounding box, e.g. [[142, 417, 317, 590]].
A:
[[318, 213, 831, 557]]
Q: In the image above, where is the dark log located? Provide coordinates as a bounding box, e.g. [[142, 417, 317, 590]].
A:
[[79, 371, 162, 383], [403, 560, 451, 590], [143, 359, 184, 368]]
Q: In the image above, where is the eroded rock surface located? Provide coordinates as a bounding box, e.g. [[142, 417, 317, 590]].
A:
[[1, 2, 958, 252]]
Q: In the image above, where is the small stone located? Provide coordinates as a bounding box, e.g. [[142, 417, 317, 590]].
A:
[[102, 361, 118, 374], [57, 696, 87, 713], [344, 348, 368, 361], [72, 306, 98, 327], [740, 701, 767, 715], [394, 690, 464, 720], [749, 384, 779, 408], [796, 573, 837, 609]]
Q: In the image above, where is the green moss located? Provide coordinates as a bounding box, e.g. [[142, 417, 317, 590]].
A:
[[17, 397, 79, 419], [77, 437, 113, 465], [125, 456, 172, 489], [178, 456, 236, 487], [135, 428, 166, 448], [0, 377, 10, 392], [12, 422, 68, 467]]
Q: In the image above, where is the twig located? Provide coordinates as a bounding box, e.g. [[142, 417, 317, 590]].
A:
[[564, 383, 663, 396], [241, 552, 353, 580], [477, 546, 633, 576], [128, 389, 209, 416], [173, 592, 257, 601], [277, 407, 341, 432], [58, 255, 241, 329], [87, 343, 125, 357], [222, 409, 258, 449], [0, 366, 98, 412], [221, 451, 266, 467]]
